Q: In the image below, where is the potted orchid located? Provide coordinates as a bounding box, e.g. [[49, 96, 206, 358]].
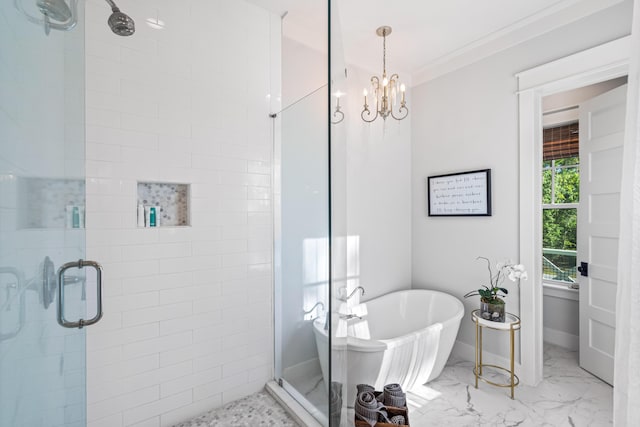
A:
[[464, 257, 528, 322]]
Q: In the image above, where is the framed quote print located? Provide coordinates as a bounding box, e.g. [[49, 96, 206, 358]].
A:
[[427, 169, 492, 217]]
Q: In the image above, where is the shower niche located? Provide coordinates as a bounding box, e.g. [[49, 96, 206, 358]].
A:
[[17, 177, 85, 229], [136, 182, 190, 227]]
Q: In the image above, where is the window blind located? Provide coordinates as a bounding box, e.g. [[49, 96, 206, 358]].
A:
[[543, 122, 579, 161]]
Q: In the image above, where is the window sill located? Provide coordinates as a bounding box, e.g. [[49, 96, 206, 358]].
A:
[[543, 282, 579, 301]]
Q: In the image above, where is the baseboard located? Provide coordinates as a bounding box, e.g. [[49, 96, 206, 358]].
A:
[[265, 380, 323, 427], [543, 327, 579, 351]]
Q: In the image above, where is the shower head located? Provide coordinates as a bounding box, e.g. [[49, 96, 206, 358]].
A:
[[36, 0, 72, 22], [105, 0, 135, 36]]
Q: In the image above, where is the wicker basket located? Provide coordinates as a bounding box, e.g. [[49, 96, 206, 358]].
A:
[[354, 392, 409, 427]]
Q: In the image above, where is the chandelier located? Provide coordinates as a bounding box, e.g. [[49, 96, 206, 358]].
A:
[[362, 26, 408, 123]]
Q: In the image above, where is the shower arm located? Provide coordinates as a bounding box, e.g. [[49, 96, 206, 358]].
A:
[[104, 0, 119, 11]]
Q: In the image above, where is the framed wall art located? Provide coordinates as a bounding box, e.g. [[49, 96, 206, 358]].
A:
[[427, 169, 492, 216]]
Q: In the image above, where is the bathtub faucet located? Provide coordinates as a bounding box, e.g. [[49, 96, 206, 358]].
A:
[[341, 286, 365, 301], [303, 302, 325, 316]]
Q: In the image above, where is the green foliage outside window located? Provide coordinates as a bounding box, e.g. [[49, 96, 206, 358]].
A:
[[542, 157, 579, 281]]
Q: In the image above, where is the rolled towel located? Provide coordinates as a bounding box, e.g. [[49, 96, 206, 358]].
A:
[[383, 383, 406, 408], [355, 391, 391, 427], [390, 415, 406, 425], [330, 382, 342, 426], [356, 384, 375, 394]]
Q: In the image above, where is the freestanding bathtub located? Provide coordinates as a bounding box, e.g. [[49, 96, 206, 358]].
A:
[[313, 289, 464, 396]]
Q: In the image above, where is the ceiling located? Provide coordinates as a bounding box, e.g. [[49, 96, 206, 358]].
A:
[[247, 0, 625, 83]]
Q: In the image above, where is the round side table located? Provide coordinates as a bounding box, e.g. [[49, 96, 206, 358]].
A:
[[470, 309, 520, 399]]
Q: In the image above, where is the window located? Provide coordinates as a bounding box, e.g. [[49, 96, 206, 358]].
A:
[[542, 123, 579, 285]]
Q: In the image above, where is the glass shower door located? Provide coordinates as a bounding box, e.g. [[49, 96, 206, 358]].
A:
[[274, 85, 331, 425], [0, 2, 94, 426]]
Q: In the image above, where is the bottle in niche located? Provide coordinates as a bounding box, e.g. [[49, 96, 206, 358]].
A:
[[149, 207, 156, 227], [72, 206, 80, 228]]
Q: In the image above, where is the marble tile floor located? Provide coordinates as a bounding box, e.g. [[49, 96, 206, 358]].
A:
[[406, 343, 612, 426], [171, 391, 299, 427], [175, 344, 611, 427]]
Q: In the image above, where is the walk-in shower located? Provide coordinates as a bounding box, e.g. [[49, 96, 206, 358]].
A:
[[14, 0, 134, 35]]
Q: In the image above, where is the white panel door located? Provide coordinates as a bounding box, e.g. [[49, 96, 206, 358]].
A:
[[578, 84, 627, 385]]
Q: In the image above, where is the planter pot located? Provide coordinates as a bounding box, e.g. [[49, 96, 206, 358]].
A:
[[480, 300, 505, 322]]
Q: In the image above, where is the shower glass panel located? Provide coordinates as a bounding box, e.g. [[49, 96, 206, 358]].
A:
[[329, 0, 349, 424], [0, 1, 88, 426], [274, 85, 330, 425]]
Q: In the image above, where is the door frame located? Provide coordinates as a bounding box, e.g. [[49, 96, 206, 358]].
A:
[[516, 35, 631, 386]]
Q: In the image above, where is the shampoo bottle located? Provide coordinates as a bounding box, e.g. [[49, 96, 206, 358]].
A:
[[72, 206, 80, 228], [65, 205, 74, 228], [149, 206, 157, 227]]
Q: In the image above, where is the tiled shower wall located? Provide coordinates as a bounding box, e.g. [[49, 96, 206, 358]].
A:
[[84, 1, 280, 426]]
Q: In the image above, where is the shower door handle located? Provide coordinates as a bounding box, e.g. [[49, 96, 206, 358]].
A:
[[57, 260, 103, 329]]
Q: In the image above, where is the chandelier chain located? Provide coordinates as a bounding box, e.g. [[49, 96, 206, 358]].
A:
[[382, 30, 387, 75]]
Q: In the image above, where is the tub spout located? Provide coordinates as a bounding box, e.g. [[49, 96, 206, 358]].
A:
[[347, 286, 365, 300]]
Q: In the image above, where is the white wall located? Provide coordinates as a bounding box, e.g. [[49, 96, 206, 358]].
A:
[[411, 1, 633, 359], [342, 66, 413, 301], [84, 1, 280, 426], [543, 289, 579, 350]]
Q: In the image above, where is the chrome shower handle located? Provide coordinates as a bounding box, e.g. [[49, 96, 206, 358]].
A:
[[57, 260, 103, 329]]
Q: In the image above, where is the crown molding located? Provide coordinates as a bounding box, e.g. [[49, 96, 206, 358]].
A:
[[412, 0, 625, 87]]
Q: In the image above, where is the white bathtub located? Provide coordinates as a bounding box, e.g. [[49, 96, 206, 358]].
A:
[[313, 289, 464, 395]]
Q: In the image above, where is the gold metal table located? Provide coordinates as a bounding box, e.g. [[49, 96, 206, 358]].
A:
[[471, 309, 520, 399]]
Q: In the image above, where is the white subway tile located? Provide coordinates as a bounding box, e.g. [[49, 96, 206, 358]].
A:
[[159, 395, 222, 427], [88, 413, 123, 427], [85, 3, 277, 424], [129, 417, 160, 427], [88, 385, 159, 422], [105, 291, 160, 313], [157, 255, 221, 274], [159, 345, 195, 368], [222, 380, 265, 405], [121, 242, 192, 261], [119, 361, 193, 397], [123, 272, 194, 294], [87, 107, 121, 128], [122, 331, 192, 359], [193, 371, 248, 402], [191, 240, 247, 256], [88, 323, 159, 351], [102, 260, 159, 280], [122, 302, 193, 327], [86, 125, 159, 150], [123, 390, 192, 426], [247, 186, 270, 200]]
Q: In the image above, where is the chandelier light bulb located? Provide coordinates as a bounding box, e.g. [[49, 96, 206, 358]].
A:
[[400, 83, 406, 92], [382, 77, 388, 87]]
